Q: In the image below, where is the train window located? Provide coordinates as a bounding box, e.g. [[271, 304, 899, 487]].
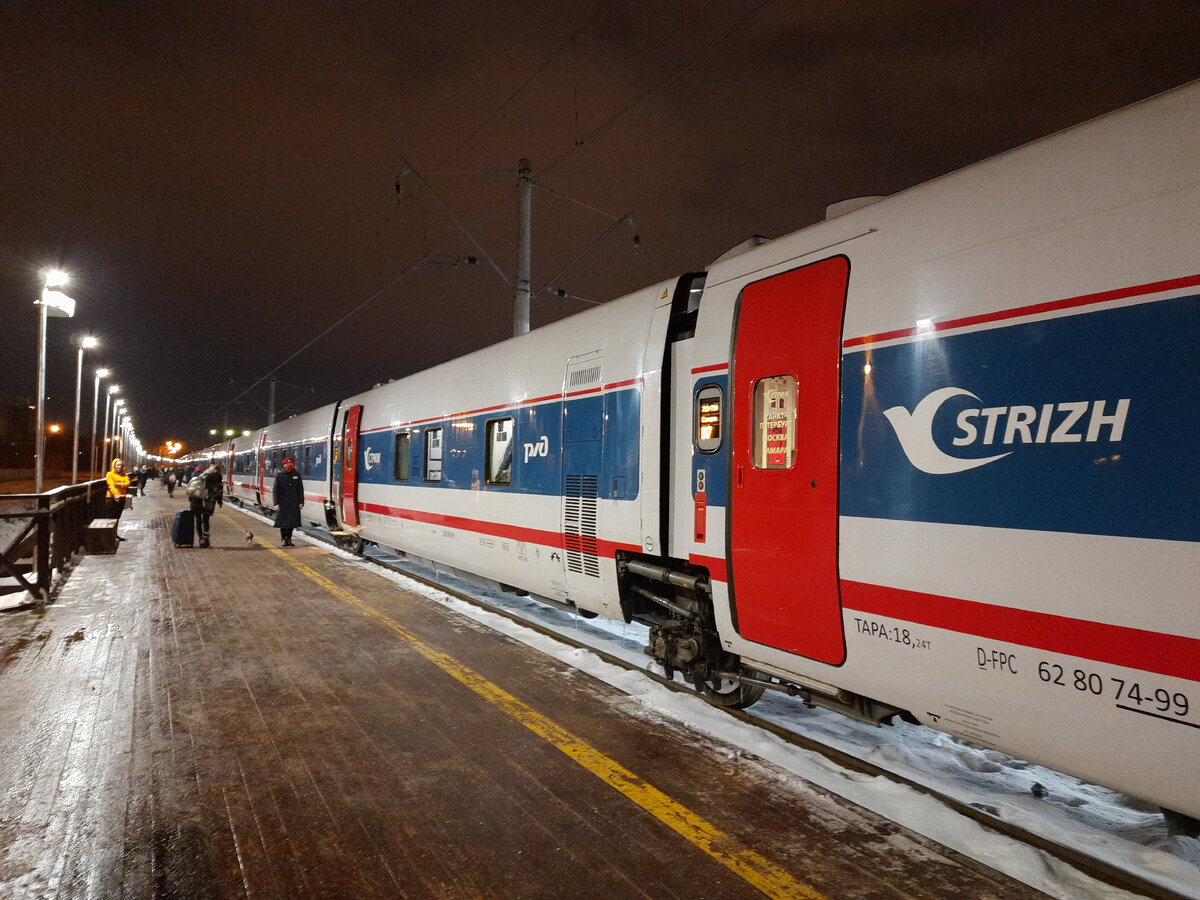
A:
[[485, 418, 514, 485], [394, 432, 411, 482], [303, 445, 312, 476], [424, 428, 443, 482], [752, 375, 796, 469], [694, 385, 723, 453]]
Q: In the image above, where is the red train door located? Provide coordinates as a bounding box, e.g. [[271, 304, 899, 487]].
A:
[[226, 440, 235, 493], [729, 256, 848, 665], [340, 404, 363, 527], [257, 430, 268, 501]]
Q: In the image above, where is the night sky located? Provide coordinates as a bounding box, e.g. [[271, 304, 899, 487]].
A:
[[3, 1, 1199, 454]]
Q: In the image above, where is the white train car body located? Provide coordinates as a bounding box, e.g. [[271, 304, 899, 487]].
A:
[[231, 83, 1198, 820], [329, 280, 675, 614], [674, 82, 1200, 817], [226, 405, 336, 520]]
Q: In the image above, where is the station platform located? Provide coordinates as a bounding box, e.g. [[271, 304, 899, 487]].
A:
[[0, 490, 1048, 899]]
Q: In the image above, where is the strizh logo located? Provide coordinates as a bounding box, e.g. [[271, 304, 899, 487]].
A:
[[363, 447, 382, 472], [884, 387, 1130, 474]]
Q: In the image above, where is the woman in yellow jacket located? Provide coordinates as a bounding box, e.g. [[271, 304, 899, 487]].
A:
[[106, 458, 131, 541]]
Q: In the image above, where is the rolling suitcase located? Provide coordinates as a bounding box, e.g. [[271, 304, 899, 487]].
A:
[[172, 509, 195, 547]]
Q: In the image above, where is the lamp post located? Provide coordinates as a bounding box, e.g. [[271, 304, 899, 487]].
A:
[[102, 388, 119, 474], [109, 400, 124, 467], [34, 269, 76, 493], [90, 367, 110, 480], [71, 336, 98, 484]]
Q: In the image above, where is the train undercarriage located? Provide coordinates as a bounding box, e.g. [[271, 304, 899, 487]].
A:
[[615, 552, 906, 723]]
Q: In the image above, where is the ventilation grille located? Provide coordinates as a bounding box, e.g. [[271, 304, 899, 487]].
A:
[[564, 475, 600, 577], [568, 365, 603, 389]]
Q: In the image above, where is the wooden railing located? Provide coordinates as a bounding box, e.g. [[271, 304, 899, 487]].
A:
[[0, 480, 108, 606]]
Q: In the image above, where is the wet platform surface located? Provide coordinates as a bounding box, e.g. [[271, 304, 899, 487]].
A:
[[0, 491, 1049, 899]]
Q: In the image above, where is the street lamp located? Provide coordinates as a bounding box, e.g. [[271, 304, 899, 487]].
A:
[[102, 387, 120, 473], [110, 401, 125, 465], [90, 367, 110, 479], [117, 414, 127, 463], [34, 269, 76, 493], [71, 335, 98, 484]]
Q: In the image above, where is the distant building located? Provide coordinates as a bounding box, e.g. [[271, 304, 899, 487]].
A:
[[0, 405, 35, 467]]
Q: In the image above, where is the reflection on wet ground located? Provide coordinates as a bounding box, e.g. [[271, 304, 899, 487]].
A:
[[0, 491, 1048, 899]]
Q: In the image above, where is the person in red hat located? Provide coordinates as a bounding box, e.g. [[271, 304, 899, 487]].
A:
[[272, 456, 305, 547]]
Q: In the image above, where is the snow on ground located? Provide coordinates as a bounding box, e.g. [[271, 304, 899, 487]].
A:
[[242, 509, 1200, 899]]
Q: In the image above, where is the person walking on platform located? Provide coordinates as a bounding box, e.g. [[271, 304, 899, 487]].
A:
[[166, 468, 177, 498], [188, 464, 224, 548], [272, 456, 304, 547], [105, 458, 131, 541]]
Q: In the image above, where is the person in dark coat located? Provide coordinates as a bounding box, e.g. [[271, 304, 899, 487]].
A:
[[189, 464, 224, 548], [273, 456, 304, 547]]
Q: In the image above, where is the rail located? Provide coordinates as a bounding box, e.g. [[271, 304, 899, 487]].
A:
[[0, 480, 109, 606]]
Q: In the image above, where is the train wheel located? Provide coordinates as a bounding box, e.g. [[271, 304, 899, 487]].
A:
[[701, 653, 766, 710], [1162, 808, 1200, 838]]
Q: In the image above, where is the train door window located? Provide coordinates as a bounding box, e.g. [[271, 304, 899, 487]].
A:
[[303, 445, 312, 476], [694, 385, 723, 453], [485, 418, 514, 485], [752, 375, 796, 469], [424, 427, 443, 482], [394, 431, 411, 482]]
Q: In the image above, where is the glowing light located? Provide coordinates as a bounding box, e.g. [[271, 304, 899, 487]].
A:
[[48, 424, 62, 434], [43, 269, 69, 288]]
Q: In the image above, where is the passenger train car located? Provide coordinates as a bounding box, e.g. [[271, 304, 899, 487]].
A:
[[199, 83, 1200, 825]]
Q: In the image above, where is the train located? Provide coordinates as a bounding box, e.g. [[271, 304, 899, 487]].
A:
[[185, 81, 1200, 829]]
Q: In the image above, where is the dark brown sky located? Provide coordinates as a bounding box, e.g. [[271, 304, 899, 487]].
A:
[[3, 0, 1199, 450]]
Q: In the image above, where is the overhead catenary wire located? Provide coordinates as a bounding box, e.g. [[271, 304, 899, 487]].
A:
[[214, 255, 470, 418], [542, 0, 777, 178], [431, 3, 607, 175], [216, 2, 770, 422]]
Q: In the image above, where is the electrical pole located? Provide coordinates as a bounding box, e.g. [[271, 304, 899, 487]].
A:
[[514, 158, 532, 336]]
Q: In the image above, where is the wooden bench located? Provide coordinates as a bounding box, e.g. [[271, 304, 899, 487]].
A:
[[85, 518, 119, 554]]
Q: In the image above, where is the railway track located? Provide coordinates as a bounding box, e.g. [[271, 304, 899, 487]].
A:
[[232, 504, 1191, 900]]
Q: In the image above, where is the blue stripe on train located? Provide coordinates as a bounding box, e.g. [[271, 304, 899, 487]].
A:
[[838, 293, 1200, 542], [355, 388, 641, 499]]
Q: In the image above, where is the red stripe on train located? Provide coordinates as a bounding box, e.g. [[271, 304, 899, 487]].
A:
[[356, 501, 642, 558], [844, 273, 1200, 349], [841, 580, 1200, 682]]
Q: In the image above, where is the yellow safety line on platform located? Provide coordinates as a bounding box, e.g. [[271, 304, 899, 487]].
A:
[[258, 537, 826, 900]]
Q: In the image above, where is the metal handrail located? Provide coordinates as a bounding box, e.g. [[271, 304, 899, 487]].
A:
[[0, 479, 108, 605]]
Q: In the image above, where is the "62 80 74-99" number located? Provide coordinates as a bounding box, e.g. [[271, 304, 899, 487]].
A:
[[1037, 662, 1190, 717]]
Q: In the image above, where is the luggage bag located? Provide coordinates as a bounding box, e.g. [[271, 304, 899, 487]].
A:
[[172, 509, 195, 547]]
